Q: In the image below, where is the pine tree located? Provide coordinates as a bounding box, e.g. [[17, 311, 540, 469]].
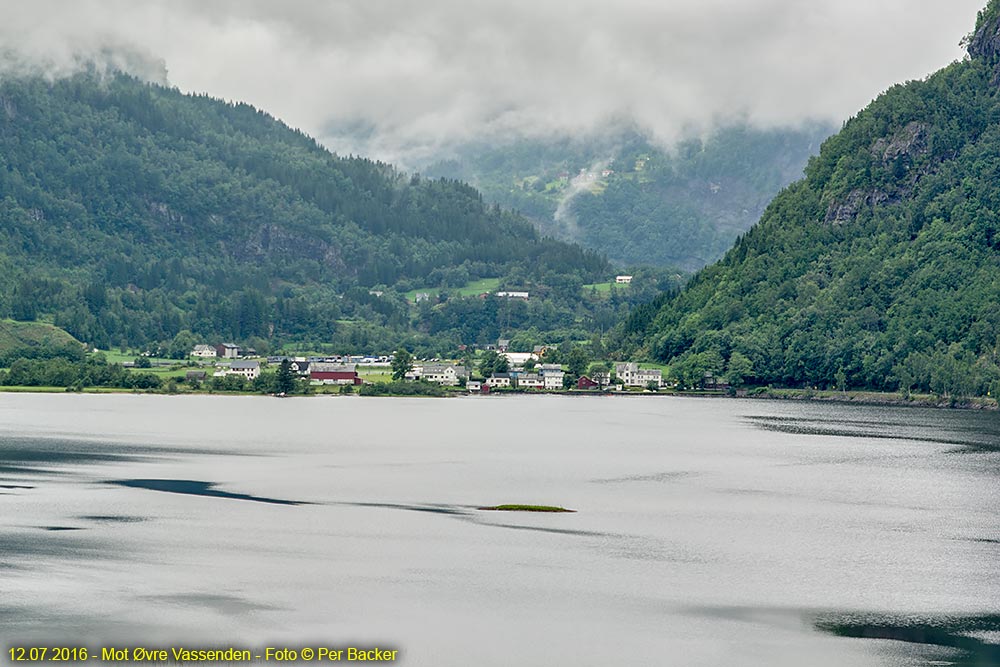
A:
[[276, 359, 296, 394]]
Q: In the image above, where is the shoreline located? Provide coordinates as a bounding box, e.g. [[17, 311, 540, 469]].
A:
[[1, 385, 997, 410], [744, 387, 999, 411]]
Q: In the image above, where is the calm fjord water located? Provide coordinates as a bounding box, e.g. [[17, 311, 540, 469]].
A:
[[0, 394, 997, 666]]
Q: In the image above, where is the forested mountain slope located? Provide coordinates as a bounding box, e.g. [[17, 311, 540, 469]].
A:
[[0, 71, 608, 351], [422, 122, 832, 270], [617, 2, 1000, 397]]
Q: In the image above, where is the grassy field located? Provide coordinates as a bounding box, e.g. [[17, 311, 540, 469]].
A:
[[404, 277, 501, 303], [0, 385, 144, 394], [357, 366, 393, 384], [96, 349, 197, 366], [97, 349, 135, 364], [583, 281, 630, 294], [0, 319, 80, 354], [128, 366, 195, 379], [93, 350, 208, 378], [636, 361, 669, 372]]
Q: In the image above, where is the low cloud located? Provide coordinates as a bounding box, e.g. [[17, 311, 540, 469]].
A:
[[553, 158, 615, 238], [0, 0, 983, 165]]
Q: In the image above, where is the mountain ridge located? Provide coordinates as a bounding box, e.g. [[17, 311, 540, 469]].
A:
[[0, 70, 611, 353]]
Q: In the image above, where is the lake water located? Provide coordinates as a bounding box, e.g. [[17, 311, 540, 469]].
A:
[[1, 393, 998, 666]]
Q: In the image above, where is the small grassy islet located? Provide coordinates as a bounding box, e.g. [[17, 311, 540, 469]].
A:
[[478, 504, 575, 513]]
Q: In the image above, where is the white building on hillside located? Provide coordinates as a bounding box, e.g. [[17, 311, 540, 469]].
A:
[[615, 362, 662, 388]]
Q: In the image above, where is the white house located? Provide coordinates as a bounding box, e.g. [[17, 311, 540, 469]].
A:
[[227, 360, 260, 380], [486, 373, 512, 388], [191, 344, 217, 358], [544, 371, 565, 389], [420, 365, 468, 386], [517, 374, 545, 389], [466, 380, 482, 392], [615, 362, 662, 388], [538, 365, 565, 390], [616, 275, 633, 284], [495, 291, 529, 300]]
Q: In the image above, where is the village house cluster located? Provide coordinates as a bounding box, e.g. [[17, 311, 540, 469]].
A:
[[189, 340, 663, 393], [405, 352, 663, 393], [190, 343, 391, 385]]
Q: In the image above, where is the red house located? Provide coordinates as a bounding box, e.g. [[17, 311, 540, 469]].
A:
[[310, 363, 362, 385], [576, 375, 599, 390]]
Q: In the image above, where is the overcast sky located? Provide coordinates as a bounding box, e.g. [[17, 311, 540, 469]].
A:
[[1, 1, 984, 164]]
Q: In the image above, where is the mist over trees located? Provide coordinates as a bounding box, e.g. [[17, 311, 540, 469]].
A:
[[422, 122, 833, 270]]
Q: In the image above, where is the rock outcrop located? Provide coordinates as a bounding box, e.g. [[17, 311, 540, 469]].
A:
[[871, 122, 929, 165], [825, 189, 891, 225], [969, 1, 1000, 84]]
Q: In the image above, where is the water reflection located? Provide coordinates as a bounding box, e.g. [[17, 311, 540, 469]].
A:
[[108, 479, 309, 506], [744, 411, 1000, 452], [815, 612, 1000, 666], [335, 501, 611, 537], [0, 436, 246, 476]]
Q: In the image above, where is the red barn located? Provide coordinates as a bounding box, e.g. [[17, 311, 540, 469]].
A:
[[310, 363, 362, 385], [576, 375, 599, 390]]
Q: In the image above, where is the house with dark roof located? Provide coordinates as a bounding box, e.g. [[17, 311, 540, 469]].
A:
[[228, 360, 260, 380], [517, 373, 545, 389], [486, 373, 511, 388], [216, 343, 240, 359]]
